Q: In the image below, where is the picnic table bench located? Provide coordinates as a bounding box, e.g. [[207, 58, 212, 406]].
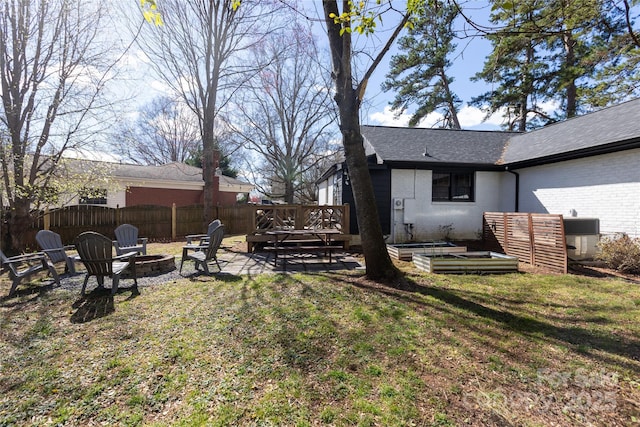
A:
[[264, 229, 344, 269]]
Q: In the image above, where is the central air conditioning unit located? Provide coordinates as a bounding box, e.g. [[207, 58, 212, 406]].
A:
[[564, 218, 600, 260]]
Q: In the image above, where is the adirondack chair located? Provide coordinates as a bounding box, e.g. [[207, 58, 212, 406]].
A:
[[113, 224, 148, 256], [185, 219, 221, 245], [36, 230, 81, 274], [0, 249, 60, 297], [180, 225, 224, 274], [74, 231, 138, 296]]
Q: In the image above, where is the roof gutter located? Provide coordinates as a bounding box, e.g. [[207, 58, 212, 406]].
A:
[[386, 161, 504, 171]]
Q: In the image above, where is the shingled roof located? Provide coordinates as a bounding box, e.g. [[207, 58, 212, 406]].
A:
[[360, 98, 640, 169], [502, 98, 640, 166], [113, 162, 203, 182], [361, 126, 518, 168]]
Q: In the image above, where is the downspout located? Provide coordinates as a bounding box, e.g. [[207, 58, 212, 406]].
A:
[[506, 167, 519, 212]]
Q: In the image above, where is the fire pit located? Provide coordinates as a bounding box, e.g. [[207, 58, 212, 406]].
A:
[[130, 254, 176, 276]]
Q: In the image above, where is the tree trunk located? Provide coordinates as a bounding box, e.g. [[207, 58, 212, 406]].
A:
[[563, 31, 577, 118], [439, 69, 461, 129], [202, 132, 215, 225], [202, 117, 220, 226], [8, 198, 32, 253], [323, 0, 399, 282], [341, 112, 398, 280], [284, 179, 295, 204]]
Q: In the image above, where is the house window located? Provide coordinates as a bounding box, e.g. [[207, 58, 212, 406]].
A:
[[79, 188, 107, 205], [432, 171, 474, 202]]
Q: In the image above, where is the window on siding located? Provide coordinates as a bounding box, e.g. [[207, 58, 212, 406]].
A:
[[79, 188, 107, 205], [432, 171, 474, 202]]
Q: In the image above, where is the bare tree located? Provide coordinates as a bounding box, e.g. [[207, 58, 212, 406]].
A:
[[322, 1, 411, 281], [117, 96, 200, 165], [0, 0, 125, 251], [233, 25, 338, 204], [135, 0, 282, 223], [297, 150, 344, 204]]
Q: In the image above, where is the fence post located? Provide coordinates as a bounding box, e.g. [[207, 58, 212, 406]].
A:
[[250, 205, 256, 232], [343, 204, 350, 233], [295, 205, 304, 229], [528, 213, 536, 266], [172, 203, 177, 241], [502, 213, 509, 253], [44, 207, 50, 230]]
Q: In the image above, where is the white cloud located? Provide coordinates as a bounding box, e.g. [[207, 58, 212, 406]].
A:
[[457, 105, 488, 127], [459, 105, 506, 128], [368, 106, 447, 128], [150, 79, 172, 94], [120, 49, 151, 69], [369, 104, 503, 129], [369, 106, 411, 127], [536, 99, 561, 116], [416, 111, 446, 128], [64, 149, 122, 163]]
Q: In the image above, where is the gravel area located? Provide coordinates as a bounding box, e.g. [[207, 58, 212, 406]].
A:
[[53, 267, 194, 294]]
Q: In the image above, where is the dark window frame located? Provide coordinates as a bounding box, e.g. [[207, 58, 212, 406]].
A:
[[79, 188, 107, 205], [432, 171, 475, 202]]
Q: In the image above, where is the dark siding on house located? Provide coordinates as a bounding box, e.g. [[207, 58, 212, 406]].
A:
[[341, 166, 391, 236]]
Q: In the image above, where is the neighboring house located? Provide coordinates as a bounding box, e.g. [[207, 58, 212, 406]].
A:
[[317, 98, 640, 242], [67, 161, 253, 208]]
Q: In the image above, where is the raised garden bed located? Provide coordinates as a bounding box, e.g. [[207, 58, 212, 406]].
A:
[[413, 251, 518, 274], [387, 242, 468, 261]]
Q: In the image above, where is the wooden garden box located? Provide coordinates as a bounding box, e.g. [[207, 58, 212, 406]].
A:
[[413, 251, 518, 274], [387, 242, 468, 261]]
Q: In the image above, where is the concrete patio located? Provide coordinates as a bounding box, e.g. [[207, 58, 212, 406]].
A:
[[214, 248, 364, 275]]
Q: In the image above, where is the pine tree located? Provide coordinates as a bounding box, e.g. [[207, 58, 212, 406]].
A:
[[382, 1, 461, 128], [471, 0, 554, 131], [473, 0, 628, 129]]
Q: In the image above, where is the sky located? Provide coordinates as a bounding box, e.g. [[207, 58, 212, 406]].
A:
[[297, 1, 508, 130], [126, 1, 509, 133], [120, 0, 639, 136]]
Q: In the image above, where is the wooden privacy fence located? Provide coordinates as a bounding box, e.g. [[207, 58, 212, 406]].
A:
[[483, 212, 568, 274], [20, 203, 349, 247], [38, 205, 179, 244]]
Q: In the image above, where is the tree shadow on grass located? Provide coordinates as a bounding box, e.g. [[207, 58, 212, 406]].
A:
[[70, 285, 139, 323], [182, 270, 245, 284], [335, 272, 640, 371], [0, 273, 63, 307], [0, 281, 56, 307]]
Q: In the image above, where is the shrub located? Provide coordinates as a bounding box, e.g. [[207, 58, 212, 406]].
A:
[[596, 233, 640, 274]]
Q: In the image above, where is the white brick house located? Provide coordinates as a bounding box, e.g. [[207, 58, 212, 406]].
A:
[[317, 98, 640, 242]]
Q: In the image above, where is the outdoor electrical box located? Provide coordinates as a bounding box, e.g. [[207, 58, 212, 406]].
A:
[[393, 198, 404, 209], [403, 199, 416, 224]]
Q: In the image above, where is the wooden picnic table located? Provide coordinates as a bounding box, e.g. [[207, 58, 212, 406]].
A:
[[264, 228, 344, 269]]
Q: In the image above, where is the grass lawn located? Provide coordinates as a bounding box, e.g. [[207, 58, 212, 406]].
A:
[[1, 239, 639, 426]]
